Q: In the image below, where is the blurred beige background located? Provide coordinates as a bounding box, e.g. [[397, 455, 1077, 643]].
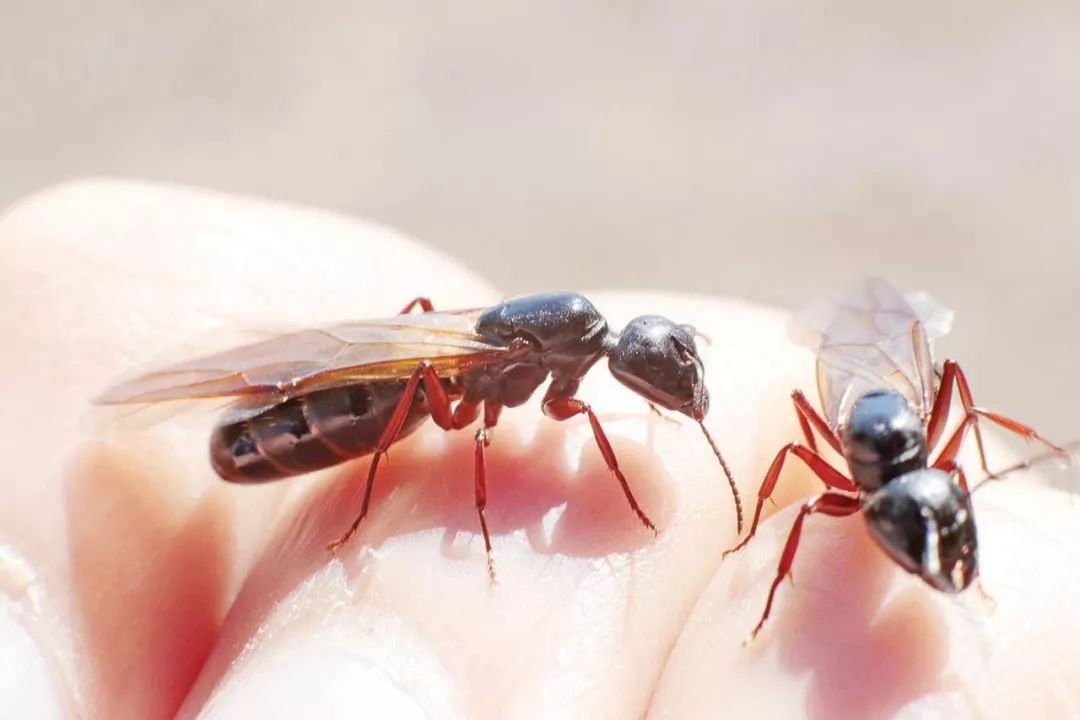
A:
[[3, 1, 1078, 435]]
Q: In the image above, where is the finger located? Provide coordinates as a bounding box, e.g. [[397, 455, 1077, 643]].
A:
[[182, 291, 821, 718], [0, 179, 497, 719], [649, 451, 1080, 717]]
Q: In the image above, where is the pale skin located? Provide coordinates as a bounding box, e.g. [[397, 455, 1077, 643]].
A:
[[1, 180, 1078, 719]]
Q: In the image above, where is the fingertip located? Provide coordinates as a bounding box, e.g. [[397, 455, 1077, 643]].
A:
[[577, 290, 823, 525], [651, 470, 1080, 717], [0, 179, 502, 717], [185, 290, 831, 718], [651, 505, 950, 718], [185, 564, 468, 720], [0, 605, 73, 720]]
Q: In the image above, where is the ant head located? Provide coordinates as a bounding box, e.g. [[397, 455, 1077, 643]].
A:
[[842, 389, 928, 492], [862, 468, 978, 593], [608, 315, 708, 420]]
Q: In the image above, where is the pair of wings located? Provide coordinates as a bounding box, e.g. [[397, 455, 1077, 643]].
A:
[[96, 308, 512, 416], [98, 279, 948, 434], [789, 277, 954, 430]]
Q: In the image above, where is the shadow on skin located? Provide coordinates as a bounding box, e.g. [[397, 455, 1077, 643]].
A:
[[301, 417, 670, 562], [763, 514, 954, 720], [185, 416, 674, 691], [65, 444, 231, 720]]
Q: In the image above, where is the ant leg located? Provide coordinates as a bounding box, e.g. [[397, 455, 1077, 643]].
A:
[[747, 492, 861, 641], [933, 459, 971, 494], [451, 397, 480, 429], [931, 415, 977, 470], [974, 579, 997, 609], [926, 360, 989, 470], [327, 360, 454, 553], [543, 396, 658, 534], [791, 389, 842, 455], [725, 443, 855, 556], [473, 403, 503, 582], [953, 463, 971, 495], [926, 359, 965, 453], [928, 360, 1062, 473], [970, 407, 1063, 457], [398, 297, 436, 314], [646, 401, 681, 425], [680, 324, 712, 346]]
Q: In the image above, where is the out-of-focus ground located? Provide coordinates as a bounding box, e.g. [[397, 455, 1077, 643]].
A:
[[3, 1, 1079, 436]]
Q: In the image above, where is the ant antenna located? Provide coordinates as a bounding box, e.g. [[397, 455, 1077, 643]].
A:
[[699, 420, 743, 533]]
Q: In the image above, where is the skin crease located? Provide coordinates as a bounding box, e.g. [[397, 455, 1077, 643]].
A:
[[0, 181, 1077, 719]]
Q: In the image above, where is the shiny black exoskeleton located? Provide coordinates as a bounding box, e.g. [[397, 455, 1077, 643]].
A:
[[327, 291, 740, 566], [728, 386, 984, 640], [727, 279, 1063, 641], [844, 389, 977, 593], [205, 291, 739, 574], [212, 293, 713, 483], [470, 293, 709, 419]]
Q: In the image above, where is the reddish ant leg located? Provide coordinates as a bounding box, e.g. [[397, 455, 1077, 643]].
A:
[[451, 397, 480, 430], [926, 360, 966, 450], [328, 360, 454, 553], [795, 412, 816, 454], [748, 492, 861, 641], [931, 399, 1061, 474], [926, 360, 990, 472], [933, 459, 971, 494], [472, 403, 503, 582], [928, 360, 1063, 473], [791, 390, 842, 455], [931, 414, 976, 470], [971, 407, 1064, 456], [725, 443, 855, 557], [543, 396, 658, 534], [399, 297, 436, 314]]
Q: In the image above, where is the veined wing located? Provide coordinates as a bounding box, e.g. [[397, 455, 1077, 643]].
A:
[[96, 308, 508, 405], [789, 278, 954, 429]]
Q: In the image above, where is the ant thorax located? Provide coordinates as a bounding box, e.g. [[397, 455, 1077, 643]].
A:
[[840, 388, 930, 493]]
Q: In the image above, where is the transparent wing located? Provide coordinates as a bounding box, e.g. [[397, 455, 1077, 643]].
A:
[[86, 392, 283, 437], [96, 308, 507, 405], [789, 278, 955, 429]]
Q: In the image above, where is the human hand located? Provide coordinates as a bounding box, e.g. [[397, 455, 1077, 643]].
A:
[[1, 181, 1077, 719]]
